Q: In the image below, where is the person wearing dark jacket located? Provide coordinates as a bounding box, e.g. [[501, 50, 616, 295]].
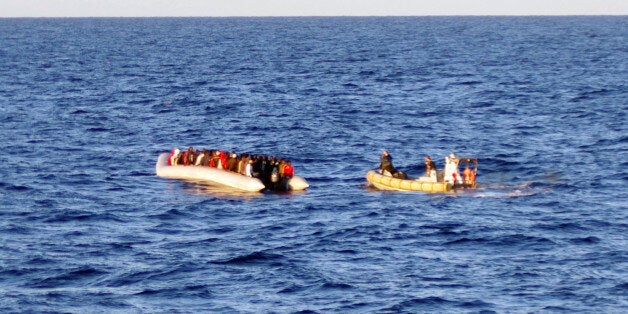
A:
[[379, 150, 396, 175]]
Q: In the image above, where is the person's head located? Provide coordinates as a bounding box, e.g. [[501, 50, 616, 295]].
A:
[[382, 150, 389, 156], [425, 155, 431, 161]]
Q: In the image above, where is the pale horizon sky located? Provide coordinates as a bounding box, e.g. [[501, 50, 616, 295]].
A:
[[1, 0, 627, 18]]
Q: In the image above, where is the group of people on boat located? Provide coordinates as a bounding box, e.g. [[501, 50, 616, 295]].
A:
[[380, 150, 477, 187], [167, 147, 296, 190]]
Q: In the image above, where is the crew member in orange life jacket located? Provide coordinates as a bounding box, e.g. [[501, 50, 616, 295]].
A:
[[463, 165, 476, 185]]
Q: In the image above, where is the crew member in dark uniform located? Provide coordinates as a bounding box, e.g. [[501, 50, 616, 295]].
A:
[[379, 150, 396, 175]]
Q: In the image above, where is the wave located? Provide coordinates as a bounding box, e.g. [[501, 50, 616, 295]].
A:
[[1, 183, 32, 193], [532, 222, 588, 232], [444, 234, 556, 249], [320, 281, 354, 290], [212, 251, 285, 265], [105, 270, 155, 288], [568, 236, 601, 245], [277, 283, 308, 294], [419, 222, 468, 237], [135, 284, 212, 298], [42, 211, 126, 224], [28, 267, 108, 289], [382, 296, 459, 311]]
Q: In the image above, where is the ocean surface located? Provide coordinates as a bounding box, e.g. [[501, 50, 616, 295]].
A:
[[0, 16, 626, 313]]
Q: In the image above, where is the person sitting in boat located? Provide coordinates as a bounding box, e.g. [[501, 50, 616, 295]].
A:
[[194, 149, 206, 166], [379, 150, 396, 176], [283, 160, 294, 178], [219, 150, 227, 170], [190, 148, 198, 165], [276, 160, 295, 191], [244, 159, 254, 177], [238, 153, 250, 174], [226, 151, 238, 172], [444, 153, 463, 185], [424, 155, 436, 174], [199, 149, 210, 166], [263, 156, 277, 186], [277, 158, 286, 178], [168, 148, 181, 166], [209, 150, 221, 168], [252, 155, 264, 178], [179, 148, 187, 165], [418, 155, 438, 182], [180, 147, 193, 165]]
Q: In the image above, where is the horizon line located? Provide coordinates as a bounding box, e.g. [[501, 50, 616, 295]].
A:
[[1, 14, 627, 18]]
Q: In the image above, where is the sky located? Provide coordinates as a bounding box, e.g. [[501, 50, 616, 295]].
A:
[[1, 0, 627, 17]]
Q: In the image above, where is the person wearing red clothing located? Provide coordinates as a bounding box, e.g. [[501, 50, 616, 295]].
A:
[[168, 148, 180, 165], [283, 160, 294, 178], [219, 150, 228, 170], [181, 147, 192, 166]]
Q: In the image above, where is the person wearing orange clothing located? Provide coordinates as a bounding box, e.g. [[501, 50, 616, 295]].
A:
[[463, 165, 476, 186]]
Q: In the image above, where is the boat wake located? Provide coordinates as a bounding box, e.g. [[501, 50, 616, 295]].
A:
[[471, 182, 551, 198]]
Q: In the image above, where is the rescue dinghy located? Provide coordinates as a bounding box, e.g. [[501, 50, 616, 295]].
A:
[[366, 157, 478, 193], [366, 170, 453, 192]]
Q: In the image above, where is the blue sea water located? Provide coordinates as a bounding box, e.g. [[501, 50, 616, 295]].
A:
[[0, 16, 626, 312]]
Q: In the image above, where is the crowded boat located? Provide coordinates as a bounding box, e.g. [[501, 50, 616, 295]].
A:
[[158, 147, 309, 192]]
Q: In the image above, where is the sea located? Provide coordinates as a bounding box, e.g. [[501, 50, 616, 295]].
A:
[[0, 16, 626, 313]]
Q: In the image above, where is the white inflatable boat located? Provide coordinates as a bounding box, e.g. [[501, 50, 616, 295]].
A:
[[155, 153, 309, 192]]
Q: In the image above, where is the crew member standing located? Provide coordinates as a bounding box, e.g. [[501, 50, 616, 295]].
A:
[[444, 153, 462, 185], [379, 150, 395, 175]]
